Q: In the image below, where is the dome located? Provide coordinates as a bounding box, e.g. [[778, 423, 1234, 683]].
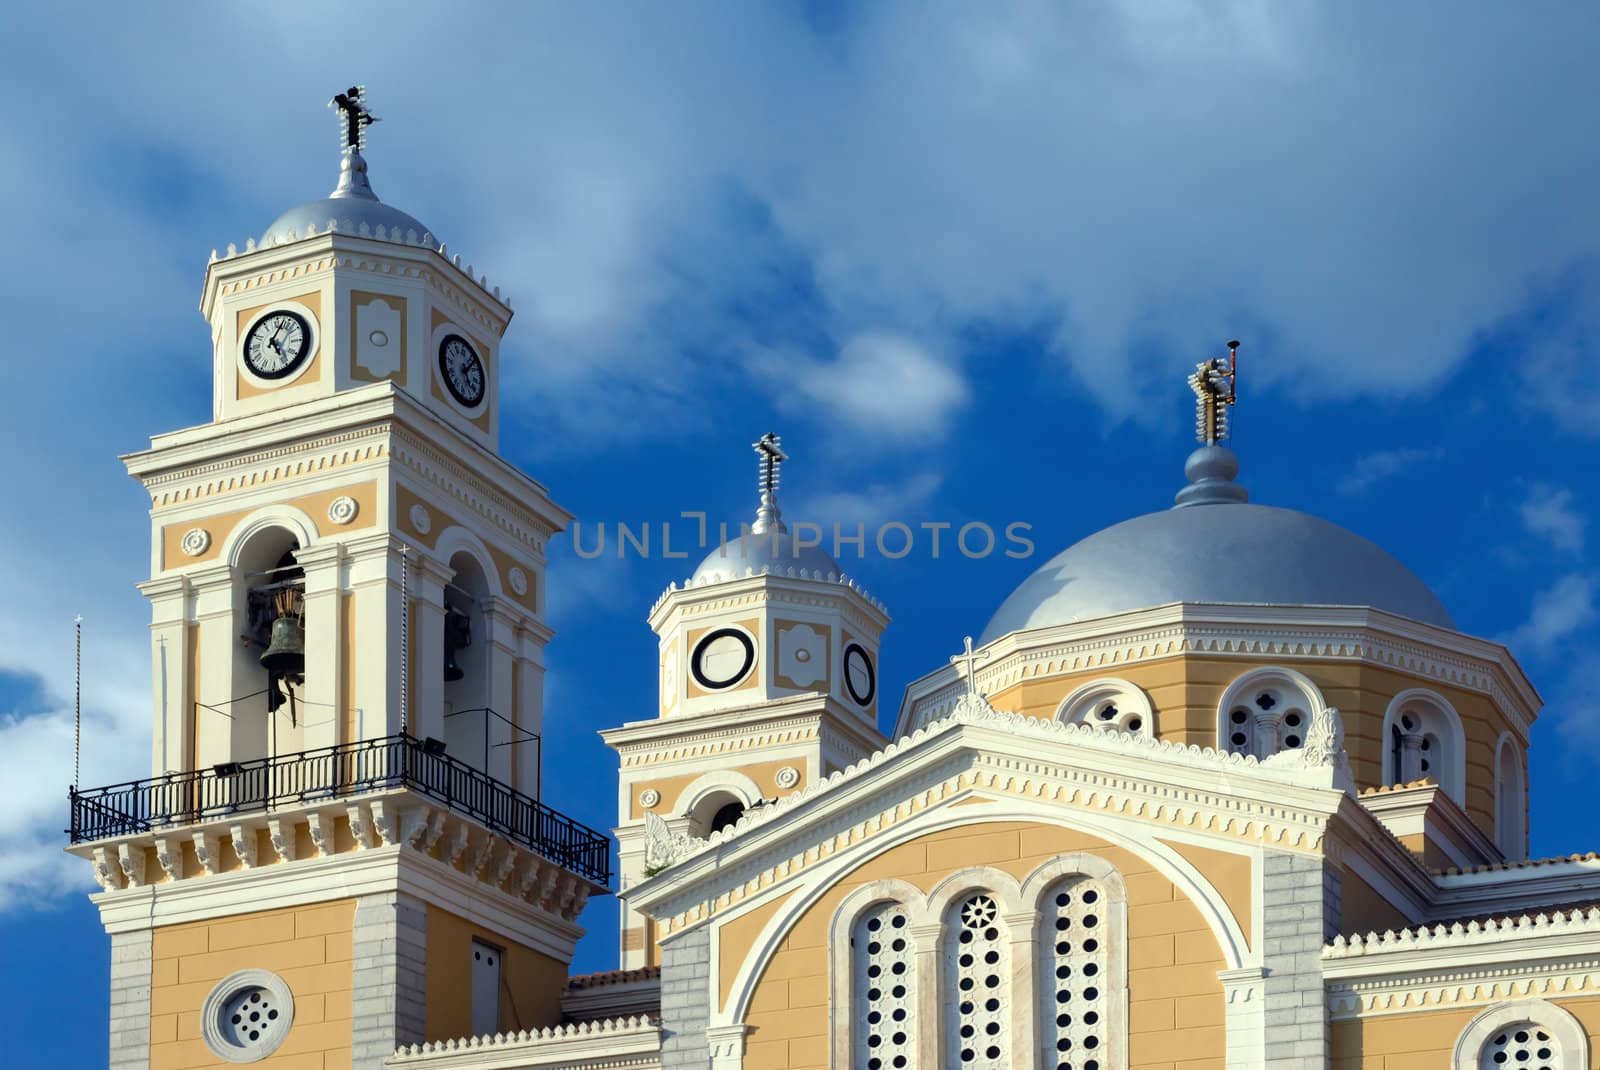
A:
[[978, 446, 1453, 644], [262, 152, 433, 248], [692, 529, 842, 584]]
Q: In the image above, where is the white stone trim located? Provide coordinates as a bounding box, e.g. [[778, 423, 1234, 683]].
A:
[[1022, 853, 1130, 1070], [387, 1014, 662, 1069], [671, 769, 763, 818], [1055, 676, 1156, 738], [895, 604, 1541, 740], [709, 793, 1251, 1039], [433, 526, 506, 600], [201, 968, 295, 1063], [1451, 999, 1588, 1069], [827, 880, 928, 1070], [1381, 688, 1467, 804], [220, 503, 321, 570]]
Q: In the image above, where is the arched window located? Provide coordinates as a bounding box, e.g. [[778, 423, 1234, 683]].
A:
[[1381, 689, 1466, 803], [1217, 668, 1326, 760], [1453, 999, 1588, 1070], [945, 892, 1009, 1069], [1056, 679, 1156, 738], [853, 901, 915, 1070], [1494, 734, 1526, 860], [1041, 876, 1110, 1070]]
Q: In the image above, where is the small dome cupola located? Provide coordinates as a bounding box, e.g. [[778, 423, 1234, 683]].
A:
[[261, 86, 434, 248], [979, 343, 1453, 643], [692, 432, 844, 584]]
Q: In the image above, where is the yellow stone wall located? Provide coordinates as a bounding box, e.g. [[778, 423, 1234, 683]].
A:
[[1331, 996, 1600, 1067], [734, 820, 1234, 1070], [148, 900, 354, 1070], [422, 905, 567, 1042], [988, 657, 1515, 840]]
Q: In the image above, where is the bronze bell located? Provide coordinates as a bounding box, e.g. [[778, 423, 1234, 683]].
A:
[[260, 613, 306, 677], [443, 608, 470, 682]]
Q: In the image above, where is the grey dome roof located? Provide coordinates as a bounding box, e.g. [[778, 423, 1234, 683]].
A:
[[979, 446, 1453, 644], [262, 152, 433, 248], [692, 529, 843, 584]]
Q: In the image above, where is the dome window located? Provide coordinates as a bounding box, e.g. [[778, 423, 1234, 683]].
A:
[[1216, 668, 1327, 761], [1381, 689, 1466, 803], [1056, 679, 1156, 739]]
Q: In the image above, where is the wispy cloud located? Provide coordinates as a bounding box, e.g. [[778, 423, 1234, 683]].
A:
[[1336, 448, 1444, 496], [758, 333, 970, 444], [1521, 485, 1586, 553], [1500, 573, 1598, 659], [793, 470, 945, 534]]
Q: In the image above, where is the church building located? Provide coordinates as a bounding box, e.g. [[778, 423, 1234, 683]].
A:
[[71, 91, 1600, 1070]]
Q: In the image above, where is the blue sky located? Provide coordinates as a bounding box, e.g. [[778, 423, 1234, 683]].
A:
[[3, 3, 1599, 1063]]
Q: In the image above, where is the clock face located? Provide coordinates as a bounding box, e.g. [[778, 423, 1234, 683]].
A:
[[690, 628, 756, 690], [843, 642, 876, 706], [242, 310, 312, 380], [438, 333, 486, 407]]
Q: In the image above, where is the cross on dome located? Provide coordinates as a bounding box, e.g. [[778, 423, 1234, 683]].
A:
[[750, 432, 788, 535], [329, 85, 379, 155], [1187, 340, 1240, 445]]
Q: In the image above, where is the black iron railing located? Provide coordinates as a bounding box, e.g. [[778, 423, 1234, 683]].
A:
[[66, 733, 610, 885]]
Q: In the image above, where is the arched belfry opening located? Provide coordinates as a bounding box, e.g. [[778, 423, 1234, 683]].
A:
[[442, 550, 490, 771], [231, 526, 307, 760], [688, 790, 748, 838]]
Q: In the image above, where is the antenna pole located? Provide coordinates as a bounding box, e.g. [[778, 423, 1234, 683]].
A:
[[399, 544, 409, 738], [73, 615, 82, 789]]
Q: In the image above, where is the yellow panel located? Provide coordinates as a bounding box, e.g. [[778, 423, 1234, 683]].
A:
[[717, 890, 798, 1014], [160, 481, 379, 569], [1159, 838, 1255, 951], [148, 899, 354, 1070], [428, 307, 492, 432], [423, 904, 566, 1042], [684, 618, 762, 699], [631, 757, 806, 820]]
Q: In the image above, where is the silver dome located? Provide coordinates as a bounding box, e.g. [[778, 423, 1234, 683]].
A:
[[692, 530, 843, 584], [262, 152, 433, 248], [979, 446, 1453, 644]]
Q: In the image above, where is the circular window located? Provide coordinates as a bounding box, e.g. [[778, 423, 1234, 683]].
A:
[[201, 969, 295, 1063], [690, 628, 756, 690]]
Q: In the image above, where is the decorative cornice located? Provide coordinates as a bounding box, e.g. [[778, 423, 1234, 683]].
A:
[[388, 1015, 661, 1069], [649, 572, 889, 638], [628, 699, 1350, 932], [1326, 905, 1600, 960], [897, 605, 1540, 739]]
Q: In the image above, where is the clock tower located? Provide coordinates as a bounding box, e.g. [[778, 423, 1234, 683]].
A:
[[69, 89, 610, 1070]]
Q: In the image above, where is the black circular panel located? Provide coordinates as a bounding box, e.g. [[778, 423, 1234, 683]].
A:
[[437, 332, 486, 407], [242, 310, 312, 380], [690, 628, 756, 690], [843, 642, 876, 706]]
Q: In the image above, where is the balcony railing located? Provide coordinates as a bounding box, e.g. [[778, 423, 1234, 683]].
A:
[[66, 733, 611, 885]]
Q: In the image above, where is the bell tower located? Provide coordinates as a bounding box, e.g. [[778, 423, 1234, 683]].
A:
[[603, 435, 890, 968], [71, 89, 610, 1069], [129, 85, 555, 782]]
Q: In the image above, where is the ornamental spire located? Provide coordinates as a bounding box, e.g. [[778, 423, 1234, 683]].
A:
[[750, 432, 788, 535], [1187, 339, 1239, 445]]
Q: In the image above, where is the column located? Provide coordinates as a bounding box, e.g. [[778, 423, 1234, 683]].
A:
[[139, 575, 192, 776], [1253, 712, 1281, 760], [408, 554, 452, 746], [480, 597, 519, 783], [346, 534, 398, 740], [513, 623, 551, 797], [294, 541, 346, 751]]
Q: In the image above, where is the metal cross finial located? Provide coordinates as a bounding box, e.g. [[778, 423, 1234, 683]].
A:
[[1187, 340, 1240, 445], [750, 432, 789, 534], [950, 635, 992, 699], [329, 85, 379, 154], [754, 432, 787, 496]]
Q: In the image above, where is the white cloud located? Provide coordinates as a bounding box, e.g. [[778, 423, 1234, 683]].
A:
[[1521, 485, 1586, 553], [1336, 447, 1445, 496], [760, 333, 969, 443], [792, 470, 945, 534], [1500, 574, 1598, 659]]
